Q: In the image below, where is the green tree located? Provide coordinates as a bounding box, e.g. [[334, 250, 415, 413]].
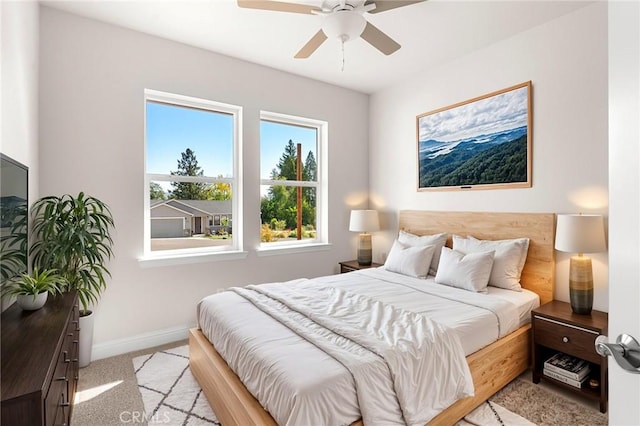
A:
[[149, 182, 166, 200], [303, 151, 317, 181], [260, 140, 317, 230], [277, 140, 298, 180], [169, 148, 207, 200], [303, 151, 317, 218]]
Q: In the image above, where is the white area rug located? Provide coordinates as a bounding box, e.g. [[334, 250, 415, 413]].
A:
[[134, 345, 535, 426], [456, 401, 535, 426], [133, 345, 220, 425]]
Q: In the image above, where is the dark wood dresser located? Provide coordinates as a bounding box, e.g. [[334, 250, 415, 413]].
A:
[[1, 291, 79, 425]]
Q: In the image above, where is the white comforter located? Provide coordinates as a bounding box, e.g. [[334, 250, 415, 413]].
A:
[[196, 268, 527, 426], [230, 281, 474, 425]]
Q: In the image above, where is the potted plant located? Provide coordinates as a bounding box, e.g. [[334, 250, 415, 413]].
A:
[[30, 192, 115, 367], [1, 268, 65, 310]]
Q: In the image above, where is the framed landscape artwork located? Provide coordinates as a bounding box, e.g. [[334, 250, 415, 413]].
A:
[[417, 81, 532, 191]]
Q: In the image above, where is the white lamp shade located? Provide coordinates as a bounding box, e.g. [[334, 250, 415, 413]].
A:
[[555, 214, 607, 253], [322, 11, 366, 42], [349, 210, 379, 233]]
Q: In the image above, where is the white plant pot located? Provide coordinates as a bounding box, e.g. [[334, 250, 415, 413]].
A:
[[16, 292, 48, 310], [79, 311, 94, 368]]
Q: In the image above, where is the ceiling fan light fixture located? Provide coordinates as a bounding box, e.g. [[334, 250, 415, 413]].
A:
[[322, 11, 366, 42]]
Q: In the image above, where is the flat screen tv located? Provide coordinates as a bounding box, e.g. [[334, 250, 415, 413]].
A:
[[0, 154, 29, 292]]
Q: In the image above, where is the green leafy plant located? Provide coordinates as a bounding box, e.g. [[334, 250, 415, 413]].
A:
[[30, 192, 115, 313], [1, 268, 65, 298], [0, 203, 28, 284]]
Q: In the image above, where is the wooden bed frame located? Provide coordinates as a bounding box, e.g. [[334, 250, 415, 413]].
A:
[[190, 210, 555, 426]]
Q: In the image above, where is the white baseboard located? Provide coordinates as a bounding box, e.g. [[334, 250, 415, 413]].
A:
[[91, 325, 194, 361]]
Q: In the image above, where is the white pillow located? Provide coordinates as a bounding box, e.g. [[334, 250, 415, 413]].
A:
[[384, 240, 435, 279], [434, 247, 495, 293], [398, 230, 448, 276], [452, 235, 529, 291]]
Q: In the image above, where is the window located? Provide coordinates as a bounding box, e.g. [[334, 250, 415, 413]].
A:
[[259, 111, 328, 250], [144, 90, 242, 259]]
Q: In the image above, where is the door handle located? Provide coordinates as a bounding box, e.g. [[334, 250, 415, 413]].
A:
[[595, 334, 640, 374]]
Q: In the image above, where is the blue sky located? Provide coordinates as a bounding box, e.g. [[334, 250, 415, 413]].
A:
[[146, 102, 233, 177], [260, 121, 316, 180], [418, 85, 529, 143], [146, 102, 317, 189]]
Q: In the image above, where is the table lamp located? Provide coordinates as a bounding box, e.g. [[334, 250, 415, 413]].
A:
[[349, 210, 379, 265], [555, 214, 607, 314]]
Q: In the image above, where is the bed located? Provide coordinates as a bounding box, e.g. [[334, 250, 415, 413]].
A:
[[189, 210, 555, 425]]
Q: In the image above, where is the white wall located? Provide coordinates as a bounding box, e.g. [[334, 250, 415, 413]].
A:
[[608, 0, 640, 423], [1, 0, 39, 202], [369, 3, 609, 311], [39, 7, 369, 358], [1, 1, 39, 312]]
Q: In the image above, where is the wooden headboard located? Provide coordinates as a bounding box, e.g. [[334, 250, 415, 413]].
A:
[[399, 210, 555, 305]]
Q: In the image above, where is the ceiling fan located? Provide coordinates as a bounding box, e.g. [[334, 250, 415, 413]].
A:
[[237, 0, 426, 58]]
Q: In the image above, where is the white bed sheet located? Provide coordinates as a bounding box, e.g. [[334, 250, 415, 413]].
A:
[[196, 268, 539, 425], [310, 268, 539, 354]]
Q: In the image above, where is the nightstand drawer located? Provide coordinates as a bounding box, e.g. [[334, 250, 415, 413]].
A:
[[340, 264, 357, 273], [338, 260, 383, 274], [533, 316, 601, 363]]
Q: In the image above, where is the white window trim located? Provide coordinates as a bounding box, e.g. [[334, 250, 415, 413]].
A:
[[139, 249, 249, 268], [141, 89, 243, 266], [257, 110, 328, 255], [256, 242, 332, 257]]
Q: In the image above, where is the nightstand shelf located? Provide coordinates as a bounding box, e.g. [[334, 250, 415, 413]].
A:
[[339, 260, 383, 273], [531, 300, 608, 413]]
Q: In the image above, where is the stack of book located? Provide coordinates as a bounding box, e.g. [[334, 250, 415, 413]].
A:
[[543, 352, 591, 388]]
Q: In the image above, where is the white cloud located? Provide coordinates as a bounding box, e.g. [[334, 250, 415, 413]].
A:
[[419, 86, 528, 143]]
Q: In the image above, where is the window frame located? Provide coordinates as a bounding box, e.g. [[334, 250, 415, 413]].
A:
[[140, 89, 245, 265], [257, 110, 329, 254]]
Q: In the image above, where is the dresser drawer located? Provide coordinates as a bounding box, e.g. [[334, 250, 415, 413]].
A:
[[68, 304, 79, 334], [45, 349, 70, 426], [64, 319, 80, 399], [533, 315, 601, 363], [44, 388, 68, 426], [65, 321, 79, 360]]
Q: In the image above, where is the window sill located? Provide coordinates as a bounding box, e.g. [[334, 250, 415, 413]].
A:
[[138, 250, 248, 268], [256, 242, 332, 257]]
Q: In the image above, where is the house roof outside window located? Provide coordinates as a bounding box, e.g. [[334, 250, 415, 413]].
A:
[[150, 199, 232, 216]]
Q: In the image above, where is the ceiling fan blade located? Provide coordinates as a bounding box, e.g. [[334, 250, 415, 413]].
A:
[[294, 30, 328, 58], [237, 0, 319, 14], [361, 21, 401, 55], [365, 0, 426, 14]]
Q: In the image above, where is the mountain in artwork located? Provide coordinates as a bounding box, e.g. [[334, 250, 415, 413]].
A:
[[418, 126, 528, 188]]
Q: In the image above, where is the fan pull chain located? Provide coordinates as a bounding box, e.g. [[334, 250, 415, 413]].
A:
[[341, 38, 345, 72]]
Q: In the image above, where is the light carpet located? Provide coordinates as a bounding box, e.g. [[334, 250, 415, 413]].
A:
[[133, 345, 533, 426]]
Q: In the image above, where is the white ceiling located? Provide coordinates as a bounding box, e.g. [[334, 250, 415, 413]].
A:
[[42, 0, 595, 94]]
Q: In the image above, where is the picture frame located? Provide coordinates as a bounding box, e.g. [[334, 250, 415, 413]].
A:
[[416, 81, 532, 191]]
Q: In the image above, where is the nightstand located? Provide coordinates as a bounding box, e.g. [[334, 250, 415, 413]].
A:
[[531, 300, 608, 413], [339, 260, 383, 273]]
